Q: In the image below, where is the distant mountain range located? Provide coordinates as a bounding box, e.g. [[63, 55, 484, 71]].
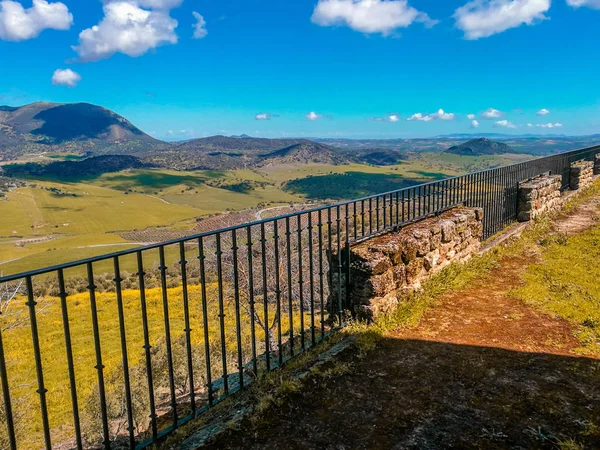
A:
[[445, 138, 513, 156], [1, 101, 599, 173]]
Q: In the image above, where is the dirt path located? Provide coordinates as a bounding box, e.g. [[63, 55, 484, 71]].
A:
[[200, 196, 600, 450]]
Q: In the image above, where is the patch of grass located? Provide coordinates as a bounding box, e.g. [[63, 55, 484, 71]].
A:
[[510, 223, 600, 355]]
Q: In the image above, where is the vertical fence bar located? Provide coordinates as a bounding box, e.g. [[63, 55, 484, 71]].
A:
[[179, 242, 196, 411], [215, 234, 229, 392], [297, 215, 305, 351], [353, 202, 358, 241], [87, 263, 111, 449], [259, 224, 270, 371], [361, 200, 365, 237], [25, 276, 51, 449], [136, 252, 158, 437], [0, 313, 17, 450], [113, 257, 135, 448], [231, 230, 244, 388], [318, 209, 325, 339], [345, 204, 351, 315], [198, 237, 214, 405], [159, 247, 178, 428], [245, 228, 258, 375], [336, 205, 343, 325], [308, 213, 316, 347], [272, 222, 283, 366], [57, 269, 82, 450], [285, 218, 294, 357]]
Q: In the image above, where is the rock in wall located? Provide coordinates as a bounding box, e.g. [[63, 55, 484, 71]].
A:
[[593, 154, 600, 176], [570, 161, 594, 190], [329, 207, 484, 321], [517, 175, 562, 223]]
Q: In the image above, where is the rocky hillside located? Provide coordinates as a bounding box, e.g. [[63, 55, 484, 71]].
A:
[[445, 138, 514, 156], [0, 102, 163, 160], [141, 135, 348, 170]]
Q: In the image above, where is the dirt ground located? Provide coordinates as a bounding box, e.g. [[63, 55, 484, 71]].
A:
[[197, 196, 600, 450]]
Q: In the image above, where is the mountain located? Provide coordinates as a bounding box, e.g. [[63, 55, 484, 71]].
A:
[[2, 155, 148, 179], [0, 102, 162, 160], [353, 149, 408, 166], [141, 136, 348, 170], [445, 138, 514, 156]]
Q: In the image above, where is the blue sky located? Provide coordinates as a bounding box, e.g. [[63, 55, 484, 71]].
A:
[[0, 0, 599, 140]]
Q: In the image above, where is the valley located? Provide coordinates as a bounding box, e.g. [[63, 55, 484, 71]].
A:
[[1, 101, 597, 276]]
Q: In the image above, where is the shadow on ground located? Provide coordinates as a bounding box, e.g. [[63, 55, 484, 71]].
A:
[[201, 338, 600, 450]]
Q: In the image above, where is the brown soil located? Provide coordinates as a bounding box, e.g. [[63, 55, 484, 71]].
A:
[[197, 197, 600, 450]]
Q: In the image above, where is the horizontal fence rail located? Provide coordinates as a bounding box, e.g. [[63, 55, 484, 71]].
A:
[[0, 144, 599, 449]]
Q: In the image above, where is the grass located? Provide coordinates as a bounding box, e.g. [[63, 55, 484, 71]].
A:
[[509, 200, 600, 355]]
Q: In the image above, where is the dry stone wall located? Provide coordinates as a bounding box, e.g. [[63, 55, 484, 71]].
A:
[[570, 161, 594, 190], [593, 154, 600, 176], [517, 175, 562, 223], [330, 207, 483, 320]]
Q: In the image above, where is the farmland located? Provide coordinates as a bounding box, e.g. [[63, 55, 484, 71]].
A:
[[0, 152, 527, 276]]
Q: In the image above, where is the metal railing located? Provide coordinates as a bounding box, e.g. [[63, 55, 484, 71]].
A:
[[0, 144, 598, 449]]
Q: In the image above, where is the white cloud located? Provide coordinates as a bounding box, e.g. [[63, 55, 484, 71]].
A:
[[306, 111, 323, 121], [51, 68, 81, 87], [0, 0, 72, 41], [407, 113, 432, 122], [454, 0, 550, 40], [73, 1, 178, 62], [536, 122, 563, 128], [467, 113, 476, 120], [136, 0, 183, 9], [528, 123, 534, 127], [567, 0, 600, 9], [471, 119, 480, 128], [311, 0, 437, 36], [407, 108, 455, 122], [482, 107, 502, 119], [495, 119, 517, 128], [192, 11, 207, 39], [387, 114, 401, 122], [536, 108, 550, 116], [255, 113, 271, 120]]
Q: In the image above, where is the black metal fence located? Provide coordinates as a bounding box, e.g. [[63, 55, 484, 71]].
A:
[[0, 144, 599, 449]]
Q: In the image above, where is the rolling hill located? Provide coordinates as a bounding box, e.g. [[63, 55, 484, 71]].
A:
[[445, 138, 514, 156], [140, 135, 349, 170]]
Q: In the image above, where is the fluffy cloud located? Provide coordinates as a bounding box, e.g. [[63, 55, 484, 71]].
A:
[[0, 0, 72, 41], [567, 0, 600, 8], [407, 109, 455, 122], [192, 11, 207, 38], [454, 0, 550, 40], [482, 107, 502, 119], [494, 119, 516, 128], [73, 1, 179, 62], [255, 113, 271, 120], [387, 114, 401, 122], [467, 113, 476, 120], [306, 111, 323, 121], [136, 0, 183, 9], [471, 119, 480, 128], [536, 108, 550, 116], [311, 0, 437, 36], [51, 68, 81, 87], [536, 122, 563, 128]]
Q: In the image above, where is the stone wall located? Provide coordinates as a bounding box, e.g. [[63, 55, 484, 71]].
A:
[[517, 175, 562, 223], [329, 207, 483, 321], [570, 161, 594, 190], [594, 154, 600, 176]]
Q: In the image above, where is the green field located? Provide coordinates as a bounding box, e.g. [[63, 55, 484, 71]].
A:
[[0, 154, 514, 276]]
